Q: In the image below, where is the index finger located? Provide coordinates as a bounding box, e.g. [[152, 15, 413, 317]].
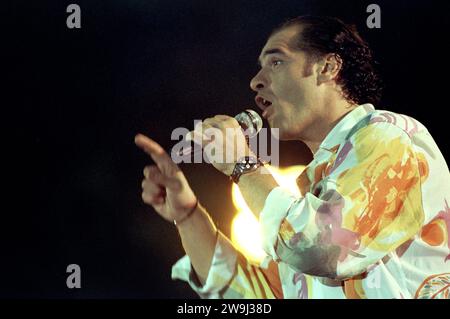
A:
[[134, 133, 177, 173], [135, 133, 165, 155]]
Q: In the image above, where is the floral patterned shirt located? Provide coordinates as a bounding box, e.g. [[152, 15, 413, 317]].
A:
[[172, 104, 450, 299]]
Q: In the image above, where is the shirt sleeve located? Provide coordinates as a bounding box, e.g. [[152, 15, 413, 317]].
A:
[[171, 231, 283, 299], [259, 122, 425, 280]]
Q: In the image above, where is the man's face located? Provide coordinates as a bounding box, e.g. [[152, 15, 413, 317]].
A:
[[251, 26, 323, 140]]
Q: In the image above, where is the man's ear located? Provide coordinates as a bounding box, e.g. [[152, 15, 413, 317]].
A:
[[316, 53, 342, 84]]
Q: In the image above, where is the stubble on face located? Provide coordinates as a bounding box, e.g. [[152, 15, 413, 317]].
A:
[[265, 27, 319, 137]]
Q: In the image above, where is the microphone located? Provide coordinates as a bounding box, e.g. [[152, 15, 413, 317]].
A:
[[178, 109, 263, 156]]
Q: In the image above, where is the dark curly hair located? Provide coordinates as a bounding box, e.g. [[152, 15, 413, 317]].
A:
[[272, 15, 383, 105]]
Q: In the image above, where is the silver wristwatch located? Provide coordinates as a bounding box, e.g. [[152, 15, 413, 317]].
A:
[[230, 156, 263, 184]]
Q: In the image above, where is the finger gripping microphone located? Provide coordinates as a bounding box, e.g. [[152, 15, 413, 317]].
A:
[[178, 109, 263, 156]]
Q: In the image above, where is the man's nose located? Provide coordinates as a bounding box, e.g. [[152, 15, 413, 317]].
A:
[[250, 70, 266, 92]]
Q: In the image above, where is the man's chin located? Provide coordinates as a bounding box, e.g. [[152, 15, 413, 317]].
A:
[[268, 122, 287, 140], [268, 118, 294, 139], [272, 125, 299, 141]]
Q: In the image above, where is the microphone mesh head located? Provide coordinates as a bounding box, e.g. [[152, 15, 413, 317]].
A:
[[235, 109, 263, 138]]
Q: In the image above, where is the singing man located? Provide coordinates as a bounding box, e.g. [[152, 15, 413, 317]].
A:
[[135, 16, 450, 299]]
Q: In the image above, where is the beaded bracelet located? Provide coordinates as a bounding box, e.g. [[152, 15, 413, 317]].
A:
[[173, 199, 199, 226]]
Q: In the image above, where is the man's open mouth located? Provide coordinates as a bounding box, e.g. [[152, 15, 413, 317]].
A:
[[255, 96, 273, 111]]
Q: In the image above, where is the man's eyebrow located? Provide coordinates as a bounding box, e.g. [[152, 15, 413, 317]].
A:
[[257, 48, 288, 66]]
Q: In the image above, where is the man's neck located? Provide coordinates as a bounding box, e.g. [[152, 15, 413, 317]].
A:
[[302, 99, 357, 155]]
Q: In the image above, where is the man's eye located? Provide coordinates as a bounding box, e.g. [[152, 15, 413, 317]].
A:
[[271, 60, 283, 67]]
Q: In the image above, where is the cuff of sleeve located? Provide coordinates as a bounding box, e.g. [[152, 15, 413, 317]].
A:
[[171, 231, 238, 298], [259, 186, 297, 261]]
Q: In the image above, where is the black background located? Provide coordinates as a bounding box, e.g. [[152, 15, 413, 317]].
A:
[[3, 0, 449, 298]]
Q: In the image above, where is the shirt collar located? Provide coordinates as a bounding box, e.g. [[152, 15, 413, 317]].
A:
[[317, 103, 375, 155]]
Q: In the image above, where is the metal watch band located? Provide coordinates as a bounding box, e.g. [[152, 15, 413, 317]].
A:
[[230, 156, 263, 184]]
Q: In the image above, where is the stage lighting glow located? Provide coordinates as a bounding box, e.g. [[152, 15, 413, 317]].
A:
[[230, 165, 305, 263]]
